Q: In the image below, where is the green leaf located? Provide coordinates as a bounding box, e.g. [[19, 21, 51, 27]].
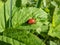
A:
[[50, 41, 57, 45], [48, 7, 60, 39], [15, 0, 21, 8], [48, 24, 60, 39], [3, 28, 46, 45], [12, 7, 48, 31], [22, 0, 28, 6], [0, 35, 26, 45], [0, 2, 5, 32]]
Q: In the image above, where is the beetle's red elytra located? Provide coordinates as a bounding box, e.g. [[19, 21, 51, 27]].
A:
[[28, 19, 36, 24]]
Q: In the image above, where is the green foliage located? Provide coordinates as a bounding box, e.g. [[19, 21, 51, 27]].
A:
[[48, 7, 60, 39], [12, 7, 48, 31], [15, 0, 21, 8], [0, 1, 5, 32], [1, 0, 7, 3], [0, 0, 60, 45], [3, 28, 45, 45], [50, 41, 57, 45], [36, 0, 42, 8], [0, 35, 26, 45]]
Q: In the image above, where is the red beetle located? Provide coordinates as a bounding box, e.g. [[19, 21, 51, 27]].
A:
[[28, 18, 36, 24]]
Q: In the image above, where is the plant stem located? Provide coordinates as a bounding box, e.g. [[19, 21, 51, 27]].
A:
[[9, 0, 12, 28], [49, 4, 55, 23], [43, 0, 46, 7], [4, 3, 6, 28], [36, 0, 42, 8]]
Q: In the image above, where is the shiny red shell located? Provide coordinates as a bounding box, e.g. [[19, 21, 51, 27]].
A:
[[28, 19, 36, 24]]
